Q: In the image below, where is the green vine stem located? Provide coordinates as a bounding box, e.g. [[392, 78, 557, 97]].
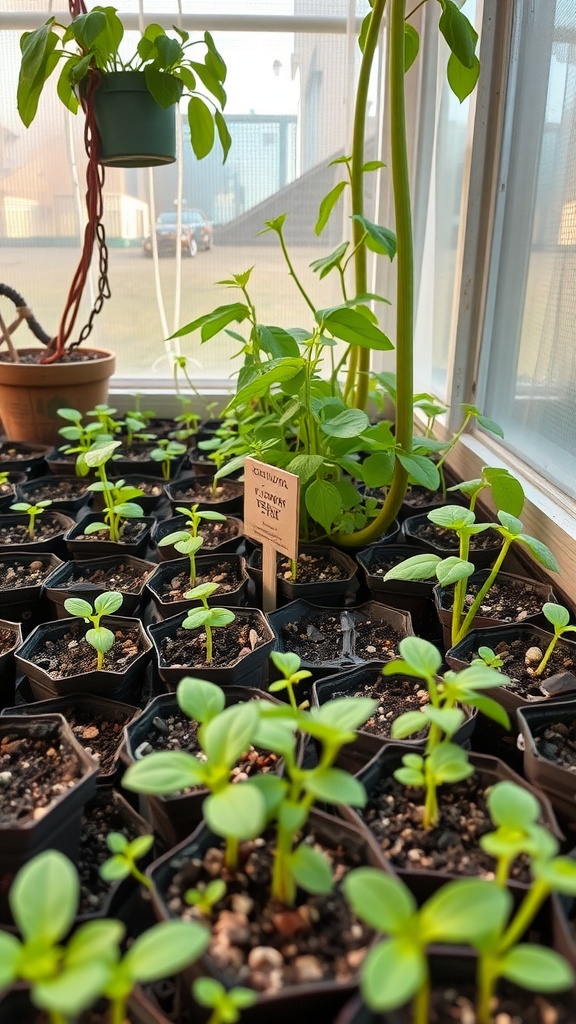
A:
[[337, 0, 413, 546]]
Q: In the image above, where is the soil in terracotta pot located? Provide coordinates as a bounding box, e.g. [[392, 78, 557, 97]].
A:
[[0, 515, 66, 544], [0, 349, 103, 365], [77, 794, 144, 916], [410, 520, 500, 552], [360, 773, 532, 883], [49, 702, 130, 775], [279, 609, 404, 664], [164, 830, 372, 992], [160, 614, 268, 669], [0, 724, 84, 823], [468, 634, 576, 700], [253, 549, 348, 584], [328, 670, 429, 742], [73, 521, 149, 545], [170, 480, 241, 503], [28, 621, 146, 677], [0, 557, 56, 589], [531, 719, 576, 769], [59, 561, 152, 594], [156, 561, 244, 602], [440, 576, 545, 622], [22, 479, 89, 502], [135, 709, 279, 790]]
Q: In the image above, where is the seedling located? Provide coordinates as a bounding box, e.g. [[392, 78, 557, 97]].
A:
[[123, 414, 156, 448], [384, 507, 560, 646], [193, 978, 258, 1024], [10, 498, 52, 539], [532, 602, 576, 677], [344, 869, 511, 1024], [386, 636, 509, 829], [171, 403, 201, 443], [64, 590, 123, 670], [479, 781, 558, 888], [149, 438, 187, 480], [185, 878, 226, 917], [268, 650, 312, 711], [88, 403, 122, 437], [123, 677, 269, 870], [472, 645, 505, 669], [448, 465, 525, 517], [99, 831, 154, 892], [57, 407, 111, 476], [83, 440, 144, 543], [159, 504, 228, 586], [252, 695, 377, 907], [0, 849, 209, 1024], [182, 582, 236, 664]]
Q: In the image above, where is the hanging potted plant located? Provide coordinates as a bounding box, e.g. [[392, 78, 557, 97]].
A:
[[0, 4, 230, 446]]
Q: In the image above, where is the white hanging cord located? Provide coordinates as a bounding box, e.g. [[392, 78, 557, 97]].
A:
[[172, 0, 185, 349]]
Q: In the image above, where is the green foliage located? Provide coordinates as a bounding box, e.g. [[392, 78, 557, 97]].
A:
[[269, 650, 312, 711], [63, 590, 123, 670], [533, 602, 576, 677], [193, 978, 258, 1024], [182, 581, 236, 663], [17, 10, 230, 161], [185, 878, 226, 917], [99, 831, 154, 891], [9, 498, 52, 539]]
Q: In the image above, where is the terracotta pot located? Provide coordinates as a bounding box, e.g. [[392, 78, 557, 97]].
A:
[[0, 348, 116, 446], [148, 606, 275, 690], [15, 614, 152, 702]]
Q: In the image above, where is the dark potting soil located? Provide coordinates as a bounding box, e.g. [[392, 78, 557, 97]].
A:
[[160, 615, 267, 669], [280, 609, 404, 664], [253, 549, 348, 584], [164, 830, 373, 993], [415, 982, 575, 1024], [439, 576, 544, 623], [77, 794, 144, 916], [403, 485, 444, 509], [0, 350, 104, 365], [22, 479, 89, 502], [0, 625, 18, 654], [532, 719, 576, 769], [360, 772, 532, 883], [410, 520, 501, 552], [51, 702, 131, 775], [0, 557, 55, 590], [364, 548, 418, 578], [136, 709, 279, 791], [0, 722, 84, 824], [73, 520, 149, 545], [59, 561, 152, 594], [171, 480, 242, 503], [0, 443, 46, 461], [123, 479, 164, 497], [0, 515, 66, 544], [468, 635, 576, 700], [28, 621, 145, 677], [156, 561, 244, 602], [328, 671, 429, 741], [198, 518, 242, 548]]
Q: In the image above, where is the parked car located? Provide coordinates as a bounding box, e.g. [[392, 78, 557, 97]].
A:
[[142, 209, 213, 257]]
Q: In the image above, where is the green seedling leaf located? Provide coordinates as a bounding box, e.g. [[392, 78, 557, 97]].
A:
[[10, 850, 79, 944], [289, 842, 333, 894], [428, 505, 476, 529], [404, 23, 419, 71], [33, 961, 112, 1017], [0, 931, 22, 988], [304, 767, 366, 806], [305, 478, 342, 534], [122, 751, 206, 794], [361, 938, 425, 1012], [177, 676, 225, 724], [439, 0, 477, 68], [66, 919, 124, 967], [344, 867, 416, 932], [315, 181, 347, 235], [201, 701, 259, 767], [64, 597, 94, 618], [321, 408, 370, 438], [391, 710, 428, 740], [320, 306, 393, 351], [419, 878, 512, 944], [436, 556, 475, 587], [397, 452, 440, 490], [85, 626, 115, 655], [500, 945, 574, 992], [351, 215, 397, 259], [388, 635, 442, 678], [203, 782, 266, 841], [543, 603, 571, 629], [383, 553, 442, 582], [518, 535, 560, 573], [120, 920, 209, 984], [487, 781, 540, 830], [310, 696, 377, 735]]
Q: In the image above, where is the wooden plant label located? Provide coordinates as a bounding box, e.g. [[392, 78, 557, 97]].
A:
[[244, 457, 300, 612]]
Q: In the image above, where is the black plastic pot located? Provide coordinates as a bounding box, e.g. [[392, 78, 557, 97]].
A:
[[45, 446, 82, 477], [148, 606, 275, 690], [146, 809, 391, 1024], [446, 623, 576, 714], [247, 544, 358, 609], [153, 514, 244, 560], [122, 686, 280, 848], [402, 511, 503, 568], [267, 599, 414, 683], [64, 512, 155, 559], [355, 542, 439, 640], [44, 554, 156, 618], [165, 475, 244, 515], [0, 713, 99, 923], [109, 474, 168, 514], [0, 551, 62, 634], [17, 474, 92, 514], [0, 619, 23, 709], [0, 481, 18, 512], [146, 554, 250, 618], [2, 692, 141, 787], [433, 569, 556, 651], [0, 441, 52, 476], [0, 511, 74, 557], [15, 614, 152, 702], [111, 443, 184, 479], [517, 699, 576, 823]]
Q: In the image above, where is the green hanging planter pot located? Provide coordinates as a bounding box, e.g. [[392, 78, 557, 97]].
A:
[[91, 71, 182, 168]]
